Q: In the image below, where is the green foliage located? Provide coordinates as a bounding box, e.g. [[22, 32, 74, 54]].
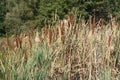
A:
[[0, 0, 6, 36]]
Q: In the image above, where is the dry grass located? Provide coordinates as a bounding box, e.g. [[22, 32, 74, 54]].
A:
[[0, 15, 120, 80]]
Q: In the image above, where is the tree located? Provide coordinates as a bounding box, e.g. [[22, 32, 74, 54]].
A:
[[4, 0, 37, 34], [0, 0, 6, 36]]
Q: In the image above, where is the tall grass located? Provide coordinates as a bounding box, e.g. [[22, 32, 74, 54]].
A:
[[0, 15, 120, 80]]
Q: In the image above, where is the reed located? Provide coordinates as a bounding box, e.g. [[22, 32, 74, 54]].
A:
[[1, 16, 120, 80]]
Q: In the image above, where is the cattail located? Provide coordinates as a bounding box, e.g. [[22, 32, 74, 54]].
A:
[[61, 23, 65, 43], [49, 28, 53, 45], [6, 33, 14, 51], [61, 22, 65, 35], [14, 32, 22, 49], [108, 35, 111, 47]]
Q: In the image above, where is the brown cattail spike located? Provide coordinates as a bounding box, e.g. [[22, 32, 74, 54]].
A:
[[61, 22, 65, 36], [49, 28, 53, 45], [6, 33, 14, 51], [108, 35, 111, 47]]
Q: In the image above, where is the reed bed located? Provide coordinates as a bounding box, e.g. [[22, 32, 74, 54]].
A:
[[0, 16, 120, 80]]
